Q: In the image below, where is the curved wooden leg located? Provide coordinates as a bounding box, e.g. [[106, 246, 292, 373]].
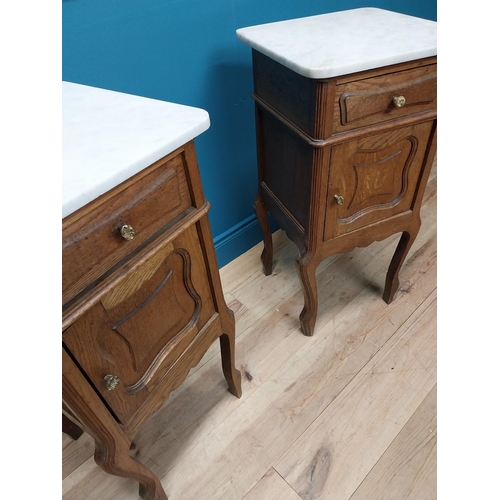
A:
[[219, 311, 242, 398], [62, 412, 84, 440], [63, 348, 168, 500], [94, 439, 167, 500], [296, 252, 320, 337], [254, 193, 273, 276], [383, 222, 421, 304]]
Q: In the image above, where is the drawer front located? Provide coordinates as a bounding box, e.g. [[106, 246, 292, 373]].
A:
[[324, 121, 434, 241], [62, 152, 192, 305], [333, 64, 436, 132], [63, 223, 215, 424]]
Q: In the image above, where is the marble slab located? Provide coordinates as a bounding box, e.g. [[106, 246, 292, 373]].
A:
[[236, 8, 437, 79], [62, 82, 210, 219]]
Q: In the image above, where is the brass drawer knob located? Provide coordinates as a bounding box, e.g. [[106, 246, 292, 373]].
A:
[[120, 224, 135, 241], [392, 95, 406, 108], [104, 374, 120, 391], [333, 194, 344, 205]]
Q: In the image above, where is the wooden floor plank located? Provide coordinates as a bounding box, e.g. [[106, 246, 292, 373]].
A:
[[63, 451, 162, 500], [62, 432, 95, 479], [274, 290, 437, 500], [219, 228, 301, 297], [349, 384, 437, 500], [243, 469, 302, 500], [137, 201, 435, 495], [62, 163, 436, 500], [62, 240, 436, 500], [147, 261, 436, 500]]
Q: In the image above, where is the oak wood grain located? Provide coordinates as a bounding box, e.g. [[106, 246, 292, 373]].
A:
[[336, 63, 437, 131], [274, 290, 437, 500], [243, 469, 302, 500], [63, 432, 94, 479], [349, 384, 437, 500], [62, 152, 192, 305], [63, 142, 242, 499], [252, 53, 437, 336], [63, 161, 436, 500], [143, 197, 436, 499]]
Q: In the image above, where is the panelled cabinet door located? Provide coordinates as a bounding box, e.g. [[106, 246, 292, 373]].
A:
[[324, 121, 434, 240], [63, 224, 215, 424]]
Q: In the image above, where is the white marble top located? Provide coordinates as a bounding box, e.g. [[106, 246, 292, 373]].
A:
[[62, 82, 210, 218], [236, 8, 437, 79]]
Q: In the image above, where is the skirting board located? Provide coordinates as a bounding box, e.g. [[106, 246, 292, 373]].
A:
[[213, 213, 278, 268]]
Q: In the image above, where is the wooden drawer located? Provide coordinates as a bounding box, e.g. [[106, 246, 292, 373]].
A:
[[62, 152, 192, 305], [63, 223, 216, 424], [333, 64, 436, 133]]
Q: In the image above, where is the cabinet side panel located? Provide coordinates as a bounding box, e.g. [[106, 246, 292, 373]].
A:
[[259, 108, 313, 237], [253, 50, 317, 137]]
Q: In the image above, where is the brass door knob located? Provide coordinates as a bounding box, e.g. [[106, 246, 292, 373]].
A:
[[392, 95, 406, 108], [104, 374, 120, 391], [333, 194, 344, 205], [120, 224, 135, 241]]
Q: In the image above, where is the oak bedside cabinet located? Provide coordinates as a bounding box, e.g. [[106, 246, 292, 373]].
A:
[[237, 8, 437, 336], [62, 82, 242, 500]]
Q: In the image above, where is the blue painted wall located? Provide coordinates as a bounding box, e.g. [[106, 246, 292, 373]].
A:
[[62, 0, 436, 267]]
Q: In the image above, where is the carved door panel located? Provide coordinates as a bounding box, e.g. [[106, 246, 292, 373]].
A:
[[324, 121, 433, 240], [63, 224, 215, 424]]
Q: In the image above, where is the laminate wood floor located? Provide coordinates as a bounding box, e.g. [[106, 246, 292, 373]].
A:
[[62, 162, 437, 500]]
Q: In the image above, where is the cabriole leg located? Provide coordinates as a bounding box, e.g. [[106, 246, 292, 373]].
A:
[[219, 311, 242, 398], [94, 439, 167, 500], [254, 193, 274, 276], [383, 222, 421, 304], [295, 251, 320, 337], [62, 412, 84, 440], [63, 348, 168, 500]]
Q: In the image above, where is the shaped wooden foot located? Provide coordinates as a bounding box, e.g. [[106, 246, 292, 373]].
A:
[[219, 322, 243, 398], [296, 252, 320, 336], [94, 439, 167, 500], [62, 413, 84, 440], [63, 348, 168, 500], [254, 193, 273, 276], [383, 224, 420, 304]]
